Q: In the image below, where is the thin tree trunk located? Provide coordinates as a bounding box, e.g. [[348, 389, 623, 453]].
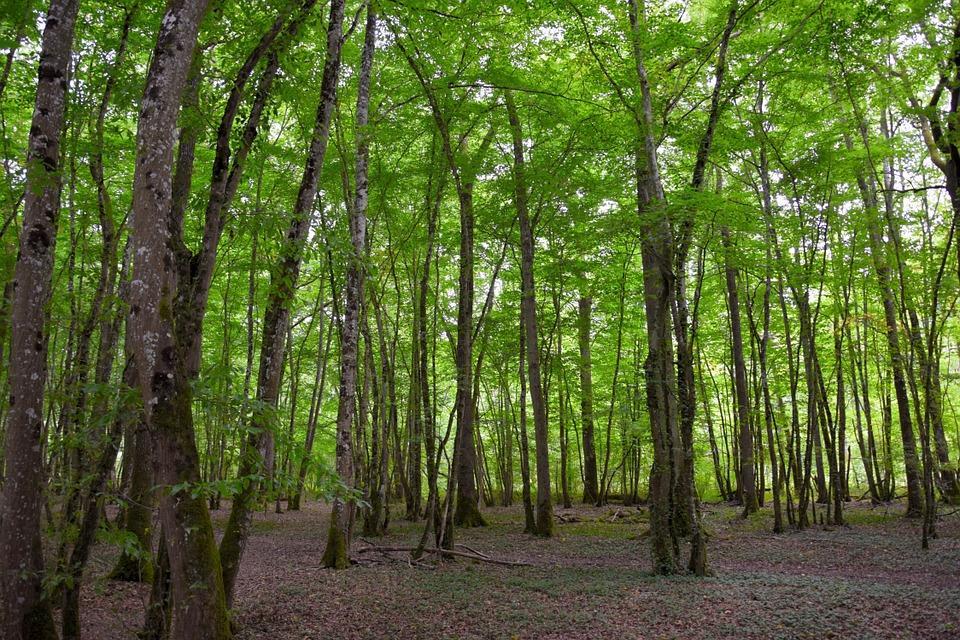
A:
[[517, 313, 536, 533], [413, 141, 443, 551], [721, 225, 758, 515], [505, 90, 552, 536], [672, 0, 738, 536], [599, 265, 627, 505], [320, 0, 370, 569], [759, 247, 783, 532], [843, 117, 923, 516], [291, 306, 333, 510], [396, 40, 495, 530], [577, 287, 599, 504], [557, 304, 572, 509]]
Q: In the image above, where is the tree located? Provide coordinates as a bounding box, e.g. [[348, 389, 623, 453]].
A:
[[125, 0, 232, 636], [577, 286, 600, 505], [627, 0, 687, 574], [218, 0, 333, 599], [505, 89, 553, 537], [0, 1, 80, 637], [320, 0, 365, 569]]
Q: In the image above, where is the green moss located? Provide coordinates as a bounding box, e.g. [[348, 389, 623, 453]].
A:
[[108, 551, 155, 584], [842, 508, 896, 526], [162, 463, 233, 639], [535, 509, 554, 538], [321, 518, 350, 569], [454, 494, 488, 527]]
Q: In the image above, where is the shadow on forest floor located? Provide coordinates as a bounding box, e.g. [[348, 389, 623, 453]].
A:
[[78, 499, 960, 639]]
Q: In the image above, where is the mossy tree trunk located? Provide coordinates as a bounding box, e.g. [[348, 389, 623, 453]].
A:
[[320, 0, 368, 569], [126, 1, 233, 637]]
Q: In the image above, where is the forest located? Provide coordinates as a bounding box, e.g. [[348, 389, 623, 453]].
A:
[[0, 0, 959, 638]]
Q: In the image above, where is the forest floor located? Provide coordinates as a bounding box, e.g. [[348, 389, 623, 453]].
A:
[[78, 498, 960, 639]]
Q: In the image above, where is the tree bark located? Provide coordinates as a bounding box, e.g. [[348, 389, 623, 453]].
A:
[[672, 0, 738, 537], [0, 1, 79, 637], [413, 141, 443, 548], [844, 126, 923, 517], [517, 313, 536, 534], [627, 0, 697, 575], [505, 90, 553, 536], [395, 39, 495, 529], [125, 1, 234, 637], [291, 306, 333, 511], [320, 0, 369, 569], [556, 296, 572, 509]]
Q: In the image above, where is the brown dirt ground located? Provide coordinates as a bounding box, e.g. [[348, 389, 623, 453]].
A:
[[78, 499, 960, 639]]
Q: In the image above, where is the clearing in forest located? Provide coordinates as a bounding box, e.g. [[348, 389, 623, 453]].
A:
[[79, 501, 960, 639]]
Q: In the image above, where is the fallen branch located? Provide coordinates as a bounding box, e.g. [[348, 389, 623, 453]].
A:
[[354, 544, 531, 567], [407, 556, 438, 570], [455, 542, 490, 559], [554, 513, 580, 523]]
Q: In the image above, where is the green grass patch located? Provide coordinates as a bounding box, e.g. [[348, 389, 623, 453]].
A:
[[560, 520, 643, 539]]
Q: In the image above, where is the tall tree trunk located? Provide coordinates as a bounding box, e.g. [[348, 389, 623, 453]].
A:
[[126, 1, 236, 637], [220, 0, 345, 589], [501, 372, 515, 506], [831, 316, 847, 524], [452, 180, 483, 526], [577, 288, 600, 504], [406, 293, 423, 520], [721, 226, 758, 515], [759, 247, 784, 532], [627, 0, 703, 575], [556, 302, 572, 509], [0, 1, 79, 636], [847, 319, 881, 503], [517, 313, 536, 534], [697, 346, 726, 499], [598, 265, 627, 505], [506, 90, 553, 537], [56, 6, 134, 556], [843, 121, 923, 516], [365, 294, 394, 536], [320, 0, 370, 569], [672, 0, 738, 537], [396, 40, 495, 530], [413, 143, 443, 550]]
